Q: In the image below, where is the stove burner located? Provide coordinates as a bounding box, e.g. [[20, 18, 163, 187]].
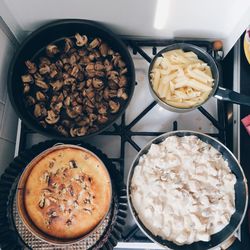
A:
[[17, 39, 229, 246]]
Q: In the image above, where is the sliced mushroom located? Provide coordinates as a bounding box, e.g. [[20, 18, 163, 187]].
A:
[[49, 64, 59, 78], [63, 63, 71, 72], [86, 62, 95, 71], [76, 117, 90, 126], [109, 89, 118, 98], [75, 33, 88, 47], [99, 43, 109, 57], [62, 119, 72, 128], [103, 87, 110, 100], [72, 105, 83, 114], [94, 50, 101, 59], [69, 54, 77, 66], [70, 65, 79, 77], [55, 59, 64, 69], [98, 103, 107, 114], [89, 113, 97, 123], [109, 100, 120, 113], [46, 44, 59, 57], [45, 110, 60, 124], [61, 57, 69, 64], [76, 127, 87, 136], [85, 70, 96, 78], [108, 48, 114, 55], [88, 52, 95, 61], [108, 80, 119, 90], [89, 38, 102, 48], [34, 103, 42, 118], [52, 102, 63, 113], [70, 127, 77, 137], [95, 61, 105, 71], [21, 74, 33, 83], [97, 114, 108, 124], [117, 88, 128, 100], [26, 96, 36, 106], [77, 82, 85, 91], [40, 57, 51, 66], [66, 108, 78, 119], [85, 106, 94, 114], [95, 71, 105, 77], [39, 64, 50, 75], [104, 59, 113, 71], [80, 56, 91, 65], [34, 72, 44, 80], [120, 67, 128, 75], [88, 125, 98, 133], [50, 80, 63, 91], [118, 75, 128, 87], [78, 49, 87, 57], [64, 38, 73, 53], [23, 84, 30, 94], [25, 60, 37, 74], [64, 77, 76, 85], [57, 93, 64, 102], [36, 91, 46, 101], [107, 70, 119, 84], [92, 78, 104, 89], [86, 99, 95, 109], [35, 80, 49, 91], [112, 53, 126, 68], [56, 125, 69, 137], [64, 96, 71, 106]]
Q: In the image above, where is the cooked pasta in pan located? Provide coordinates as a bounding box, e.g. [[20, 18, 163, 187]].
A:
[[150, 49, 214, 108]]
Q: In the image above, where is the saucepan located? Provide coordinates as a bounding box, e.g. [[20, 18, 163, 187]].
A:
[[127, 130, 248, 250], [148, 43, 250, 112]]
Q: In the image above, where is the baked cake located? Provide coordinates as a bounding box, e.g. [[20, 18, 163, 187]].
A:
[[24, 146, 112, 239]]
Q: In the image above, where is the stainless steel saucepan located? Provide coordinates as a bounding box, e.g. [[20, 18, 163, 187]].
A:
[[148, 43, 250, 112]]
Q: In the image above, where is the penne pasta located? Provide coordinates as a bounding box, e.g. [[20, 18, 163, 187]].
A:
[[150, 48, 214, 108]]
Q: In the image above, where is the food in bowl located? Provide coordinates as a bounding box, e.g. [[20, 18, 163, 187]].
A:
[[21, 33, 129, 137], [150, 49, 214, 108], [23, 146, 111, 239], [130, 135, 236, 245]]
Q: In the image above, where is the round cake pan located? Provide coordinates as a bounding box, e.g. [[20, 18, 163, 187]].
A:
[[17, 144, 112, 245]]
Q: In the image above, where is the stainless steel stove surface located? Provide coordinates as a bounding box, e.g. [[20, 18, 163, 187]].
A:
[[15, 40, 240, 250]]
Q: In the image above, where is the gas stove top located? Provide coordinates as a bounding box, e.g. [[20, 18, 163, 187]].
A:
[[15, 39, 241, 249]]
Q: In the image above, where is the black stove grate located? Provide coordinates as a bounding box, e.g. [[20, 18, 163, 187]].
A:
[[18, 39, 228, 244]]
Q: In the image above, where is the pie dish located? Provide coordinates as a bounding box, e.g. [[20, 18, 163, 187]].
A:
[[17, 144, 112, 244]]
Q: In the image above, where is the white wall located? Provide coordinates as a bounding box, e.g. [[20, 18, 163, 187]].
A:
[[2, 0, 250, 55], [0, 25, 18, 175]]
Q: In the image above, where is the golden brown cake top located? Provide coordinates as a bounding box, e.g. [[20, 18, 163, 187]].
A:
[[24, 147, 111, 239]]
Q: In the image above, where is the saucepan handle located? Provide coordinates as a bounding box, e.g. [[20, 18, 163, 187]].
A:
[[215, 86, 250, 106]]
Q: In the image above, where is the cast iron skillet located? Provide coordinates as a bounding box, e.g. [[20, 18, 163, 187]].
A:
[[127, 130, 248, 250], [7, 19, 135, 140], [148, 43, 250, 112]]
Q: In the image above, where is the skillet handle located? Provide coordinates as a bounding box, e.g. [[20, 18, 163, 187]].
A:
[[226, 238, 247, 250], [215, 86, 250, 106]]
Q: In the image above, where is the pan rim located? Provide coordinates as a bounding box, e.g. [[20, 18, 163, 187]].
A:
[[127, 130, 248, 250]]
